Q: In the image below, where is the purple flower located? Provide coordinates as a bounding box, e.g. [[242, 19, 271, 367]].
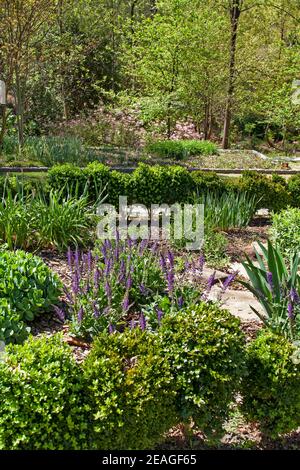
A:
[[139, 313, 146, 331], [108, 323, 115, 334], [223, 272, 238, 291], [167, 270, 175, 295], [93, 303, 100, 318], [77, 307, 84, 323], [199, 254, 205, 273], [139, 239, 148, 255], [94, 268, 101, 289], [105, 281, 112, 301], [206, 271, 216, 293], [160, 255, 167, 272], [167, 250, 174, 268], [53, 305, 65, 322], [104, 257, 112, 276], [184, 260, 190, 271], [72, 272, 80, 295], [266, 272, 273, 291], [156, 308, 163, 325], [177, 296, 184, 309], [122, 294, 130, 312], [63, 285, 73, 303], [288, 302, 295, 320], [290, 288, 300, 304], [139, 284, 147, 296], [151, 241, 158, 254], [126, 275, 132, 291]]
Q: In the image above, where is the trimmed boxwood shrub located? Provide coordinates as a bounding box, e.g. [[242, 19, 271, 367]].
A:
[[238, 171, 291, 211], [159, 303, 246, 436], [191, 171, 227, 195], [83, 328, 178, 450], [47, 163, 86, 195], [129, 163, 194, 206], [271, 207, 300, 259], [241, 330, 300, 437], [0, 334, 90, 450], [288, 174, 300, 207]]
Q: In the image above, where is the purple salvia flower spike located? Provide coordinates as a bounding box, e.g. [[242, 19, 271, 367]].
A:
[[77, 307, 84, 323], [139, 313, 146, 331], [53, 305, 65, 322], [223, 271, 238, 292], [206, 271, 216, 294], [266, 272, 273, 292], [126, 275, 133, 291], [156, 308, 163, 325], [288, 302, 294, 319], [122, 294, 130, 312]]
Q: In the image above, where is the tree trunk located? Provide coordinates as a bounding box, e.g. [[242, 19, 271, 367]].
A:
[[222, 1, 242, 149], [15, 68, 25, 150], [0, 106, 7, 149]]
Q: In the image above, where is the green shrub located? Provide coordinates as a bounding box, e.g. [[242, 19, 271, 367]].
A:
[[288, 174, 300, 207], [47, 164, 86, 196], [0, 334, 90, 450], [0, 299, 30, 345], [241, 330, 300, 437], [83, 328, 177, 450], [271, 207, 300, 259], [239, 171, 291, 211], [191, 171, 227, 194], [159, 303, 245, 436], [204, 228, 229, 268], [0, 250, 61, 323], [146, 140, 218, 160], [129, 163, 193, 206]]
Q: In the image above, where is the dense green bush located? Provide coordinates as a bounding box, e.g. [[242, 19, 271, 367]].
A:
[[271, 207, 300, 259], [241, 330, 300, 437], [0, 250, 61, 322], [83, 328, 177, 450], [47, 164, 86, 195], [191, 171, 227, 194], [159, 303, 245, 436], [0, 334, 90, 449], [146, 140, 218, 160], [239, 171, 291, 211], [129, 163, 193, 205], [288, 174, 300, 207]]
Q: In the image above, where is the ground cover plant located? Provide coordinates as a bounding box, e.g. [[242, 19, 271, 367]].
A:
[[0, 250, 61, 344]]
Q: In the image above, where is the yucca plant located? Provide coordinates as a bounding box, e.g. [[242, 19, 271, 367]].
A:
[[240, 240, 300, 340]]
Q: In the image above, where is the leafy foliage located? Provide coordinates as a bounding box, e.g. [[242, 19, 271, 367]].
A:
[[146, 140, 218, 160], [240, 240, 300, 341], [0, 334, 90, 450], [83, 328, 177, 450], [271, 207, 300, 259], [159, 302, 245, 437], [241, 330, 300, 437]]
